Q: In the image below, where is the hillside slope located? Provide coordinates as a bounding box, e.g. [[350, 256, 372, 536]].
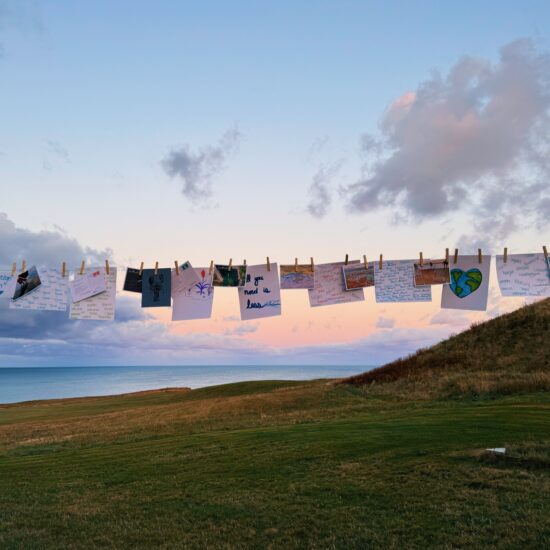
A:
[[344, 298, 550, 398]]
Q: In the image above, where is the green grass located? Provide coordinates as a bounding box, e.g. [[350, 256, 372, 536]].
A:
[[0, 380, 549, 548]]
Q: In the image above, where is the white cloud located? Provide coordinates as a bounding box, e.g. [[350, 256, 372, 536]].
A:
[[343, 39, 550, 245]]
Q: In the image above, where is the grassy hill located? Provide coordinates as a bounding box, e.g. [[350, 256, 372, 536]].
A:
[[0, 300, 549, 548], [344, 297, 550, 399]]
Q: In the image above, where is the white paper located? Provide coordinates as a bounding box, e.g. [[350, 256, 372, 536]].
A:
[[9, 268, 68, 311], [69, 268, 117, 321], [496, 253, 550, 297], [308, 261, 364, 307], [171, 261, 201, 297], [441, 255, 490, 311], [239, 263, 282, 320], [69, 269, 106, 303], [374, 259, 432, 303], [0, 273, 15, 300], [172, 268, 214, 321]]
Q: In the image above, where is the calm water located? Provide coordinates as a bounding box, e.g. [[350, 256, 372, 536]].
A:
[[0, 365, 369, 404]]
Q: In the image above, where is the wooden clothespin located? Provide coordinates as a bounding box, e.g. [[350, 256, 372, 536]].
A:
[[478, 249, 483, 264], [105, 260, 110, 275], [445, 248, 449, 264], [543, 246, 548, 261], [294, 258, 298, 272], [80, 260, 85, 275], [266, 257, 271, 271], [363, 255, 368, 269], [21, 260, 26, 273], [228, 258, 233, 270], [61, 262, 66, 278], [154, 261, 159, 275], [11, 262, 16, 276], [209, 260, 214, 274], [345, 254, 349, 266], [379, 254, 383, 270], [419, 252, 423, 267], [174, 261, 179, 276], [310, 257, 314, 272], [453, 248, 458, 264], [503, 247, 508, 263], [243, 259, 246, 268], [139, 262, 144, 276]]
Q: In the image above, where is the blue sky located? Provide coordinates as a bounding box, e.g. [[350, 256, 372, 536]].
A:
[[0, 1, 549, 366]]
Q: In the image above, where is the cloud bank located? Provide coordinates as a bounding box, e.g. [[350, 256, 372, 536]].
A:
[[161, 127, 241, 204], [343, 39, 550, 244]]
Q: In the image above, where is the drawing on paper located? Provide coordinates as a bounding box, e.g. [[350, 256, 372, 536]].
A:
[[450, 268, 482, 298], [186, 269, 214, 301]]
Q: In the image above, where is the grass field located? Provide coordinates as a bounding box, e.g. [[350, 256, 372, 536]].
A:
[[1, 300, 549, 548], [0, 379, 549, 548]]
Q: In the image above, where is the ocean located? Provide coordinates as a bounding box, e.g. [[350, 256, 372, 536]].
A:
[[0, 365, 369, 404]]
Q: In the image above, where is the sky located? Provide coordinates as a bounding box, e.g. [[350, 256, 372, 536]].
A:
[[0, 0, 549, 367]]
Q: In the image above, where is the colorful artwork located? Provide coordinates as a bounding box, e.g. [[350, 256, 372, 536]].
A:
[[308, 261, 364, 307], [10, 268, 68, 311], [172, 268, 214, 321], [441, 255, 490, 311], [212, 264, 247, 287], [450, 268, 482, 298], [69, 267, 117, 320], [342, 264, 375, 291], [141, 268, 172, 307], [413, 259, 450, 286], [123, 268, 143, 293], [12, 266, 41, 301], [374, 260, 432, 303], [495, 253, 550, 297], [239, 263, 281, 320], [280, 264, 315, 289]]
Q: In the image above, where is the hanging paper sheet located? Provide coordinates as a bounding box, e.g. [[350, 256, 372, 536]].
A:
[[12, 266, 42, 302], [69, 267, 117, 320], [69, 269, 106, 303], [308, 261, 364, 307], [172, 261, 201, 296], [172, 267, 214, 321], [374, 260, 432, 303], [280, 264, 315, 289], [10, 268, 68, 311], [413, 259, 450, 286], [212, 264, 247, 287], [0, 273, 15, 299], [441, 255, 491, 311], [123, 268, 143, 293], [495, 253, 550, 297], [342, 264, 375, 290], [141, 268, 172, 307], [239, 263, 282, 320]]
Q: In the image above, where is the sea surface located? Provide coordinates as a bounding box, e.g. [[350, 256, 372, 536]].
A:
[[0, 365, 370, 404]]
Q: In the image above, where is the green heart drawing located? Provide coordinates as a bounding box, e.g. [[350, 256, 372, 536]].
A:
[[450, 268, 482, 299]]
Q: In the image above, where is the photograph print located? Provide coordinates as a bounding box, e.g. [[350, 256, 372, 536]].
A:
[[141, 268, 172, 307], [12, 265, 42, 301], [280, 264, 315, 289], [342, 264, 375, 291], [413, 259, 450, 286], [212, 264, 247, 287], [123, 267, 143, 293]]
